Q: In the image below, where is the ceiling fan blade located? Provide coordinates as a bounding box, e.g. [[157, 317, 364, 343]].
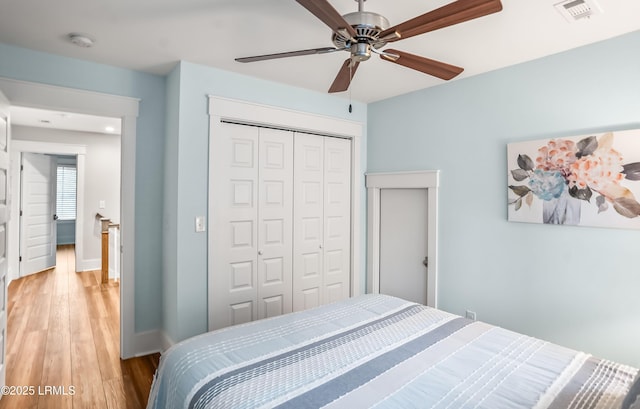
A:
[[296, 0, 358, 39], [329, 59, 359, 93], [379, 0, 502, 42], [381, 49, 463, 80], [236, 47, 339, 63]]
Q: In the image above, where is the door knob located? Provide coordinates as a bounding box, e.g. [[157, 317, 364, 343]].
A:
[[422, 256, 428, 268], [53, 214, 59, 220], [258, 250, 263, 256]]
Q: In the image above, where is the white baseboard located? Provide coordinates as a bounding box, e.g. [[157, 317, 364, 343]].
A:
[[161, 331, 176, 352], [132, 329, 164, 358], [78, 258, 100, 272]]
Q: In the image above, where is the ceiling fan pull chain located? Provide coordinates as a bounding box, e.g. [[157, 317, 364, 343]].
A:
[[348, 62, 353, 113]]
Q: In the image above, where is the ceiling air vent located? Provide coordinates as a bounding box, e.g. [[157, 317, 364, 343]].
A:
[[554, 0, 602, 22]]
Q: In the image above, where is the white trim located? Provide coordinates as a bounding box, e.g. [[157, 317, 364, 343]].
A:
[[77, 258, 101, 272], [160, 330, 176, 352], [133, 330, 163, 357], [0, 77, 139, 358], [365, 170, 440, 307], [207, 96, 363, 329], [9, 141, 87, 281]]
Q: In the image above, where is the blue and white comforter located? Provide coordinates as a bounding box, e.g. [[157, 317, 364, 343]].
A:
[[147, 294, 637, 409]]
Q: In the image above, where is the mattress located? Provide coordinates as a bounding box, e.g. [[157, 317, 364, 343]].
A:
[[147, 294, 637, 409]]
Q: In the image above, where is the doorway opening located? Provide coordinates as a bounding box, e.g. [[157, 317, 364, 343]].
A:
[[0, 76, 139, 359]]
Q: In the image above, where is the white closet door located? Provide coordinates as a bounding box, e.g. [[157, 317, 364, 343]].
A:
[[257, 128, 293, 320], [210, 123, 293, 330], [293, 133, 324, 310], [293, 135, 351, 310], [210, 123, 259, 330], [323, 137, 351, 304]]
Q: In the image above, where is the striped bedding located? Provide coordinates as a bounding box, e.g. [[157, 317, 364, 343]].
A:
[[147, 294, 637, 409]]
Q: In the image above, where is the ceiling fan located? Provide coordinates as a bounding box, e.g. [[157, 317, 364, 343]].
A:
[[236, 0, 503, 93]]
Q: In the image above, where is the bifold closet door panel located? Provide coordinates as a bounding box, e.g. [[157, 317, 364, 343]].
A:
[[293, 133, 324, 311], [210, 123, 294, 330], [323, 137, 351, 304], [210, 123, 260, 330], [293, 134, 352, 311], [256, 128, 293, 320]]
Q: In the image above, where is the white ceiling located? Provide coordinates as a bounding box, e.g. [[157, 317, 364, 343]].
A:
[[1, 0, 640, 105], [10, 106, 121, 135]]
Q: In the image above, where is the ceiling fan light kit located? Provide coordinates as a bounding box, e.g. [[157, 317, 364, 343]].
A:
[[236, 0, 503, 93]]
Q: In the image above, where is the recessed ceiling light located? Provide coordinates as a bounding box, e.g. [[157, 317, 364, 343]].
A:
[[68, 33, 95, 48], [105, 126, 115, 133]]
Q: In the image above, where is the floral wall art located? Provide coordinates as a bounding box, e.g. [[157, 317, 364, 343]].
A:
[[507, 129, 640, 229]]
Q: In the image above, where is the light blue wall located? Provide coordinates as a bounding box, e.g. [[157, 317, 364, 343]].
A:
[[0, 43, 166, 332], [57, 220, 76, 245], [162, 64, 181, 341], [368, 30, 640, 367], [163, 61, 367, 342]]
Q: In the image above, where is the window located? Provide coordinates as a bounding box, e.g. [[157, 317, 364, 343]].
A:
[[56, 165, 77, 220]]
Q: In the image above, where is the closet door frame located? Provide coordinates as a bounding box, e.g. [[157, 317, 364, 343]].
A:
[[207, 96, 363, 331], [365, 170, 439, 308]]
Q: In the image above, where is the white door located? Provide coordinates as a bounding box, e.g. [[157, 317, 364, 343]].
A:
[[379, 188, 429, 305], [322, 137, 351, 304], [20, 152, 56, 276], [0, 90, 11, 395], [293, 133, 324, 310], [209, 123, 293, 330], [257, 128, 293, 320], [293, 134, 351, 310]]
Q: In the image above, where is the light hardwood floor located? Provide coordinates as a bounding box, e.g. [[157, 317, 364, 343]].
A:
[[0, 245, 160, 409]]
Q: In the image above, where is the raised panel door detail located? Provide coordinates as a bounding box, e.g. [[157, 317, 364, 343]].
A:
[[230, 302, 253, 325], [325, 283, 343, 304], [0, 170, 5, 205], [326, 216, 344, 239], [0, 226, 4, 260], [326, 182, 345, 205], [264, 181, 284, 206], [325, 249, 343, 274], [303, 146, 321, 170], [231, 221, 253, 248], [262, 257, 284, 284], [264, 142, 286, 169], [302, 288, 320, 310], [263, 219, 284, 246], [0, 117, 6, 151], [230, 262, 254, 291], [302, 253, 320, 278], [262, 295, 284, 319], [303, 182, 321, 205], [231, 180, 254, 207], [231, 139, 254, 168], [302, 217, 321, 241], [326, 148, 346, 172]]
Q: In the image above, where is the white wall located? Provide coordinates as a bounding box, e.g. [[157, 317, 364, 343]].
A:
[[12, 125, 121, 271]]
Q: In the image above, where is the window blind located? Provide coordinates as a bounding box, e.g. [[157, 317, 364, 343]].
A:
[[56, 165, 77, 220]]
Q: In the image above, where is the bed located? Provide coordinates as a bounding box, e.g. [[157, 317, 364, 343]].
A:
[[147, 294, 639, 409]]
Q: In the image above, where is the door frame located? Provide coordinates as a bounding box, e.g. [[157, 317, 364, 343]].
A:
[[0, 77, 138, 358], [10, 142, 87, 277], [207, 96, 364, 330], [365, 170, 439, 307]]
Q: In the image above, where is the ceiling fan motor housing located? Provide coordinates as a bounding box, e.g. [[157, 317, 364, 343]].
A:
[[332, 11, 390, 61]]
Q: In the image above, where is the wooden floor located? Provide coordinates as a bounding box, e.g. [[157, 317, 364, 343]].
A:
[[0, 245, 160, 409]]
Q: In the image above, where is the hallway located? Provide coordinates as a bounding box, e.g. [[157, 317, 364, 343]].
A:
[[0, 245, 159, 409]]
